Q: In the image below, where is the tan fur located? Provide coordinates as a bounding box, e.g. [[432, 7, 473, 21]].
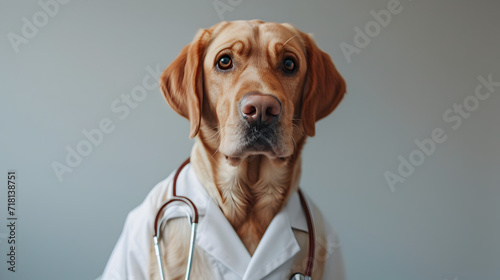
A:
[[152, 20, 346, 279]]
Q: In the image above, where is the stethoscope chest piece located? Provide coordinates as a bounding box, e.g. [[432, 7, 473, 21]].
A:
[[290, 272, 311, 280]]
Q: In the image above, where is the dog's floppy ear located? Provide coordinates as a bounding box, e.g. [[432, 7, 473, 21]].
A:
[[160, 29, 212, 138], [300, 33, 346, 137]]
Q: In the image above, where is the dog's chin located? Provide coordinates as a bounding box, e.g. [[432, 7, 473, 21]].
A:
[[223, 145, 291, 167]]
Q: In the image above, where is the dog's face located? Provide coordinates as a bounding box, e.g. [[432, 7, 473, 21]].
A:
[[202, 22, 308, 164], [161, 20, 345, 166]]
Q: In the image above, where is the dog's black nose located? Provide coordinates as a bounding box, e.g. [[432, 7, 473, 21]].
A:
[[240, 94, 281, 126]]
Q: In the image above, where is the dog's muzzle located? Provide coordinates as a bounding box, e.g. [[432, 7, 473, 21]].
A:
[[239, 93, 282, 152]]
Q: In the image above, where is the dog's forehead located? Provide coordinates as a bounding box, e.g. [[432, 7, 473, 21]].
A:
[[207, 21, 303, 52]]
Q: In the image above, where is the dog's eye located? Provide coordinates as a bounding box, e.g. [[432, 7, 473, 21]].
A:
[[217, 55, 233, 70], [282, 57, 296, 73]]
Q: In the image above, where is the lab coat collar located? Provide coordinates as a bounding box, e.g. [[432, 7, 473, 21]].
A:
[[197, 199, 251, 277], [197, 195, 308, 279], [180, 163, 310, 279], [243, 203, 301, 279], [284, 190, 309, 233]]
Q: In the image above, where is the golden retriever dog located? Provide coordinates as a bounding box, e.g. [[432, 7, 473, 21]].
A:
[[152, 20, 345, 279]]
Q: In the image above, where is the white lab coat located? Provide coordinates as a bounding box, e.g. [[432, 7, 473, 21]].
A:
[[101, 163, 345, 280]]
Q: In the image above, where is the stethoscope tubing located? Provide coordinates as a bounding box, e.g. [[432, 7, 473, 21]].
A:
[[154, 204, 197, 280], [297, 188, 315, 279], [153, 159, 198, 280]]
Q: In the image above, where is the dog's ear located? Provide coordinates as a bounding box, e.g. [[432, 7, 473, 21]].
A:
[[160, 29, 212, 138], [300, 33, 346, 137]]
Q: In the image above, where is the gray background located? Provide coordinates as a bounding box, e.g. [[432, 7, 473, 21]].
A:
[[1, 0, 499, 279]]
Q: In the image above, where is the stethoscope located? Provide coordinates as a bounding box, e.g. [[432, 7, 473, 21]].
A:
[[153, 158, 316, 280]]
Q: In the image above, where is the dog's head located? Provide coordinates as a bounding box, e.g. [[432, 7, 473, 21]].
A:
[[160, 20, 345, 166]]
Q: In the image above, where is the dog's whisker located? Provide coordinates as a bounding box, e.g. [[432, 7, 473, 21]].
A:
[[203, 129, 221, 141], [290, 135, 298, 151], [282, 34, 298, 47], [212, 146, 220, 158], [292, 122, 305, 137]]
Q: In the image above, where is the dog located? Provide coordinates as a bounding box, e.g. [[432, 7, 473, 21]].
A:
[[102, 20, 346, 280]]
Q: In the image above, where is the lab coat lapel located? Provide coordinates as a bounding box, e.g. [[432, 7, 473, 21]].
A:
[[189, 160, 308, 279], [243, 193, 304, 280], [197, 199, 251, 278]]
